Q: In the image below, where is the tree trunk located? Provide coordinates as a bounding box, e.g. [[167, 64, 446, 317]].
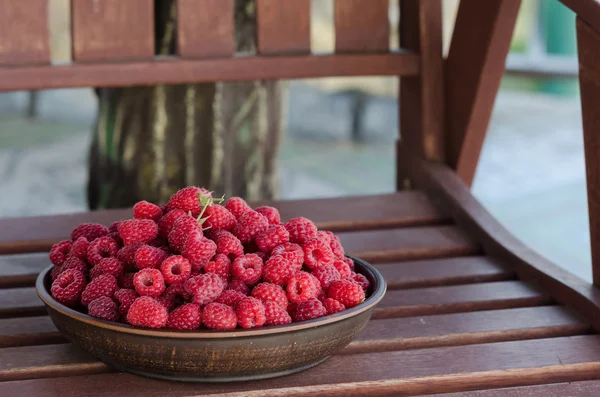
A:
[[87, 0, 284, 209]]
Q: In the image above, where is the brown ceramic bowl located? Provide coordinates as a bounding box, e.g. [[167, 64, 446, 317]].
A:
[[36, 255, 386, 382]]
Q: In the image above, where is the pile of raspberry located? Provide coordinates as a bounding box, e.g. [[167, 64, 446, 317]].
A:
[[48, 187, 370, 331]]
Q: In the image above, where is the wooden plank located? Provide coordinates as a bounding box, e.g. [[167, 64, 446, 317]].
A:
[[71, 0, 154, 62], [445, 0, 522, 186], [334, 0, 389, 53], [0, 254, 46, 288], [0, 288, 45, 319], [561, 0, 600, 33], [0, 193, 447, 255], [4, 336, 600, 394], [177, 0, 234, 58], [0, 0, 50, 65], [428, 380, 600, 396], [0, 316, 63, 348], [257, 0, 311, 55]]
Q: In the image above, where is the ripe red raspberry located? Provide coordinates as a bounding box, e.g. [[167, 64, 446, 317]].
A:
[[232, 254, 264, 285], [88, 296, 119, 322], [316, 289, 327, 303], [312, 265, 341, 290], [81, 274, 118, 306], [332, 259, 352, 279], [285, 217, 318, 244], [204, 204, 237, 232], [117, 272, 136, 289], [211, 230, 244, 261], [184, 273, 226, 305], [228, 279, 250, 295], [264, 301, 292, 326], [160, 255, 192, 285], [328, 280, 365, 308], [303, 238, 334, 270], [182, 231, 217, 271], [236, 297, 266, 328], [323, 298, 346, 315], [71, 223, 109, 242], [271, 242, 304, 268], [351, 272, 370, 291], [225, 197, 252, 219], [294, 298, 326, 322], [134, 245, 168, 270], [87, 236, 119, 267], [343, 257, 355, 271], [168, 215, 201, 252], [109, 222, 121, 233], [324, 231, 345, 259], [114, 288, 138, 316], [263, 255, 296, 286], [166, 303, 202, 330], [167, 186, 212, 217], [205, 254, 231, 282], [255, 225, 290, 253], [216, 289, 246, 306], [202, 302, 237, 330], [164, 282, 189, 304], [51, 269, 86, 306], [133, 268, 166, 297], [158, 209, 187, 239], [127, 296, 168, 328], [255, 206, 280, 225], [251, 282, 288, 309], [133, 200, 162, 222], [233, 211, 269, 244], [49, 240, 72, 267], [118, 219, 158, 246], [90, 257, 123, 279], [287, 272, 319, 304], [116, 242, 144, 270], [69, 237, 90, 261], [318, 231, 331, 244], [106, 231, 123, 246]]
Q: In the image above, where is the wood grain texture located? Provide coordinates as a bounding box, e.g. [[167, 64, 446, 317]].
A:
[[561, 0, 600, 32], [334, 0, 389, 52], [445, 0, 522, 186], [0, 316, 63, 348], [257, 0, 311, 55], [0, 0, 50, 65], [0, 254, 47, 288], [4, 336, 600, 394], [71, 0, 154, 62], [177, 0, 234, 58], [428, 380, 600, 396], [0, 288, 44, 318]]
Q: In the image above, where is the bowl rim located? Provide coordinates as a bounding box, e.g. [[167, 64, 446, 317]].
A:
[[36, 255, 386, 338]]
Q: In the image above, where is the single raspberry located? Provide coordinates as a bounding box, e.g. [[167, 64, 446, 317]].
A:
[[205, 254, 231, 282], [285, 217, 318, 244], [114, 288, 138, 316], [286, 272, 319, 304], [255, 225, 290, 253], [116, 242, 144, 271], [294, 298, 326, 322], [158, 209, 187, 239], [118, 219, 159, 246], [87, 236, 119, 267], [216, 289, 246, 306], [351, 272, 370, 291], [133, 200, 163, 222], [264, 301, 292, 326], [323, 298, 346, 315], [308, 273, 324, 294], [127, 296, 168, 328], [160, 255, 192, 285], [204, 204, 237, 232], [263, 255, 296, 286], [271, 242, 304, 268], [181, 231, 217, 271], [343, 257, 355, 271], [168, 215, 201, 252], [134, 245, 168, 270], [228, 279, 250, 295], [202, 303, 237, 330], [117, 272, 136, 289], [235, 297, 266, 329], [212, 230, 244, 260], [109, 221, 121, 233], [164, 283, 189, 306], [251, 282, 288, 309], [184, 273, 226, 305], [81, 274, 118, 307], [108, 231, 124, 246], [333, 259, 352, 279], [327, 279, 365, 308], [71, 223, 109, 242], [255, 206, 280, 225], [312, 265, 341, 289], [69, 237, 90, 261], [133, 268, 166, 297], [325, 231, 345, 259], [49, 240, 72, 267], [90, 257, 123, 279], [317, 289, 327, 303], [167, 186, 212, 217], [232, 254, 264, 285], [50, 269, 86, 306], [233, 211, 269, 244], [166, 303, 202, 330], [88, 296, 119, 322], [303, 238, 334, 270], [225, 197, 252, 219], [318, 230, 331, 244], [51, 257, 88, 281]]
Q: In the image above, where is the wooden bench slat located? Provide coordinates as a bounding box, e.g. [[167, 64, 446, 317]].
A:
[[177, 0, 234, 58], [0, 316, 63, 348], [335, 0, 389, 53], [0, 288, 46, 319], [0, 0, 50, 65], [427, 380, 600, 396], [0, 254, 44, 288], [257, 0, 311, 55]]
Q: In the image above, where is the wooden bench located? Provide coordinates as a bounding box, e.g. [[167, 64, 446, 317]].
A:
[[3, 0, 600, 396]]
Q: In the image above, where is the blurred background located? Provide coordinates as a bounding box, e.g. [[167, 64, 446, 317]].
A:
[[0, 1, 589, 280]]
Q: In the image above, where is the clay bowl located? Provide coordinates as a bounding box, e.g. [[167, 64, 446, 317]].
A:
[[36, 255, 386, 382]]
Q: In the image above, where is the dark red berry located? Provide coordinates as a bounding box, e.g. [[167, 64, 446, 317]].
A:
[[118, 219, 159, 246], [167, 186, 211, 217], [90, 257, 123, 279], [160, 255, 192, 285], [271, 242, 304, 269], [127, 296, 168, 328], [212, 230, 244, 260], [216, 289, 246, 307], [81, 274, 119, 307], [87, 236, 119, 266], [69, 237, 90, 261], [204, 254, 231, 282], [255, 225, 290, 253], [166, 303, 202, 330], [204, 204, 237, 232], [263, 255, 296, 286], [233, 211, 269, 244], [114, 288, 139, 317], [294, 298, 326, 322], [184, 273, 226, 305], [312, 265, 341, 289], [158, 209, 187, 239], [168, 215, 201, 252], [71, 223, 109, 242], [134, 245, 168, 270], [235, 297, 266, 329], [225, 197, 252, 219], [88, 296, 119, 322], [303, 238, 335, 270], [232, 254, 264, 285], [255, 206, 280, 225], [133, 268, 166, 297], [133, 200, 163, 222], [287, 271, 319, 304], [49, 240, 72, 267], [328, 279, 365, 308], [228, 279, 250, 295], [323, 298, 346, 315], [51, 269, 87, 307], [251, 282, 288, 309], [181, 231, 217, 271], [202, 302, 238, 330], [264, 301, 292, 326], [285, 217, 318, 244]]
